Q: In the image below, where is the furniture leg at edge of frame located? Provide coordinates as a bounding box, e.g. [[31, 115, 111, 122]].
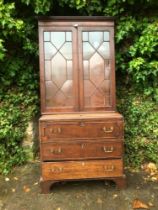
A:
[[40, 178, 57, 194], [113, 175, 127, 189]]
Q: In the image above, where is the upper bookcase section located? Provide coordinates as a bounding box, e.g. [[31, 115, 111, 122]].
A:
[[38, 17, 116, 114]]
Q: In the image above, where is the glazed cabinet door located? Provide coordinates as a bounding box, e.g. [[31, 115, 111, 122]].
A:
[[78, 27, 116, 111], [39, 26, 78, 113], [39, 22, 116, 113]]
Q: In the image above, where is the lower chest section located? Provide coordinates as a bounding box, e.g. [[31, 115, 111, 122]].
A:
[[39, 113, 125, 185]]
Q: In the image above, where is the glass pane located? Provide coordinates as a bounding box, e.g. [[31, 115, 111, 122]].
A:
[[51, 53, 67, 87], [99, 80, 110, 93], [82, 32, 88, 41], [52, 90, 73, 107], [66, 32, 72, 41], [45, 61, 51, 80], [83, 42, 95, 60], [44, 42, 57, 60], [67, 61, 72, 79], [89, 32, 103, 49], [104, 61, 111, 80], [89, 53, 105, 84], [104, 96, 110, 106], [98, 42, 110, 59], [45, 81, 58, 99], [82, 31, 111, 109], [44, 31, 74, 109], [60, 42, 72, 59], [84, 97, 91, 106], [104, 32, 109, 41], [83, 60, 89, 79], [91, 89, 104, 106], [61, 80, 73, 97], [84, 80, 95, 97], [52, 91, 66, 107], [64, 96, 74, 106], [44, 32, 50, 41], [51, 32, 65, 49]]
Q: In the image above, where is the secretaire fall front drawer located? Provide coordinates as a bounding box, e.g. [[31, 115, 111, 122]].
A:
[[40, 141, 123, 160], [40, 121, 123, 140]]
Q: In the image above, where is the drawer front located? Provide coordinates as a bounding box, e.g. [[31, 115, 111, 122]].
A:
[[42, 159, 123, 181], [40, 121, 123, 140], [41, 141, 123, 160]]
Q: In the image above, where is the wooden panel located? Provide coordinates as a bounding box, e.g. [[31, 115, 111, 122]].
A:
[[38, 16, 115, 21], [41, 141, 123, 160], [38, 18, 115, 28], [39, 112, 123, 121], [40, 120, 123, 140], [42, 159, 123, 181]]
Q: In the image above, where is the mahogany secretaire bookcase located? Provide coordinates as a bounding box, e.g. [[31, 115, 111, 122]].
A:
[[38, 16, 126, 193]]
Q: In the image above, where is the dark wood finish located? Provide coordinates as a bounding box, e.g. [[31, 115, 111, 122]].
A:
[[39, 26, 79, 113], [41, 141, 123, 160], [40, 177, 57, 194], [39, 112, 124, 120], [38, 17, 126, 192], [113, 175, 127, 189], [39, 113, 124, 141], [40, 175, 126, 194], [38, 19, 116, 114], [40, 120, 123, 140], [78, 26, 116, 111], [42, 159, 123, 181], [38, 16, 115, 21]]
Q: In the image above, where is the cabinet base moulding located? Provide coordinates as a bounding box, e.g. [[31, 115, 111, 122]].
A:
[[40, 175, 127, 194]]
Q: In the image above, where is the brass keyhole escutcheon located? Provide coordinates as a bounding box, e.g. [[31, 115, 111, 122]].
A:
[[81, 144, 85, 149], [79, 122, 85, 127]]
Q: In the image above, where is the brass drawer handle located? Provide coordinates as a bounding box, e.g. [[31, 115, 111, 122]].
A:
[[104, 165, 115, 172], [50, 148, 62, 154], [103, 146, 114, 153], [41, 127, 46, 137], [102, 126, 114, 133], [50, 167, 63, 173], [50, 127, 62, 134]]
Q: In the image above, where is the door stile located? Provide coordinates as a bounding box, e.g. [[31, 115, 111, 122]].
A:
[[78, 27, 84, 111], [72, 26, 80, 112]]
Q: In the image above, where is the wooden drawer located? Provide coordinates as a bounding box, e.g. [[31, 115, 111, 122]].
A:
[[41, 141, 123, 160], [42, 159, 123, 181], [40, 120, 123, 141]]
